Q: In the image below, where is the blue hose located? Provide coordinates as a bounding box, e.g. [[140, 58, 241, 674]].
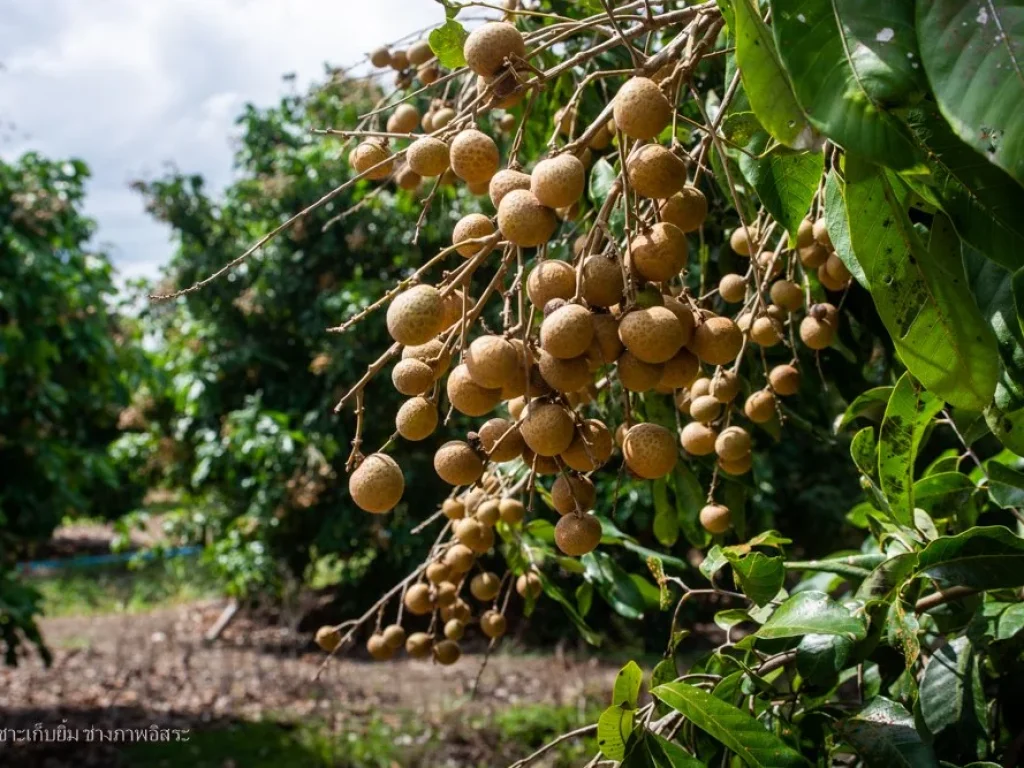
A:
[[15, 545, 202, 574]]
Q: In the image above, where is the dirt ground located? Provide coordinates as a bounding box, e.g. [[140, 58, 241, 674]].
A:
[[0, 599, 618, 767]]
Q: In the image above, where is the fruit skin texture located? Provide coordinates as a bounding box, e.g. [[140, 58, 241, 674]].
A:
[[470, 571, 501, 601], [392, 358, 434, 396], [719, 274, 746, 303], [480, 610, 507, 638], [434, 639, 462, 665], [561, 419, 613, 471], [452, 213, 496, 259], [408, 40, 433, 66], [370, 47, 391, 68], [531, 154, 586, 209], [613, 77, 672, 140], [689, 315, 742, 366], [315, 625, 341, 652], [434, 441, 486, 486], [730, 226, 756, 256], [349, 453, 404, 514], [709, 371, 740, 403], [478, 417, 525, 462], [799, 243, 828, 268], [386, 103, 419, 134], [445, 544, 475, 574], [403, 339, 451, 379], [551, 474, 596, 515], [592, 313, 624, 363], [520, 401, 575, 456], [689, 394, 722, 424], [660, 185, 707, 232], [447, 363, 502, 417], [617, 351, 662, 392], [387, 285, 445, 346], [715, 426, 752, 461], [627, 145, 687, 199], [681, 421, 718, 456], [464, 21, 526, 77], [351, 142, 394, 180], [538, 351, 590, 393], [540, 304, 594, 359], [658, 349, 700, 389], [800, 316, 836, 350], [580, 254, 624, 308], [407, 137, 450, 177], [700, 504, 732, 534], [406, 632, 433, 659], [618, 306, 686, 365], [527, 260, 576, 307], [719, 453, 752, 475], [750, 316, 782, 348], [382, 624, 406, 649], [499, 498, 525, 524], [555, 513, 602, 556], [629, 222, 688, 282], [516, 571, 542, 599], [623, 423, 678, 479], [367, 633, 394, 661], [404, 583, 434, 615], [466, 335, 518, 389], [450, 129, 500, 184], [498, 189, 557, 247], [744, 389, 776, 423], [396, 397, 438, 441], [769, 364, 801, 396], [489, 168, 532, 208]]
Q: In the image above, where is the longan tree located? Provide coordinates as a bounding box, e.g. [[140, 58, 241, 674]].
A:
[[156, 1, 1024, 764]]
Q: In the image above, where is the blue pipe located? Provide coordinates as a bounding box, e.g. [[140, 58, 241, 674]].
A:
[[15, 545, 202, 574]]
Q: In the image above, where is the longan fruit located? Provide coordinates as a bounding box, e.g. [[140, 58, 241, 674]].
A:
[[396, 396, 439, 441], [825, 251, 852, 283], [551, 473, 596, 515], [498, 189, 557, 247], [659, 185, 707, 232], [418, 63, 440, 84], [427, 560, 452, 584], [540, 304, 594, 359], [387, 103, 420, 134], [520, 401, 575, 456], [627, 144, 687, 199], [531, 154, 586, 209], [470, 571, 501, 602], [350, 453, 404, 514], [521, 447, 560, 475], [434, 440, 486, 486], [799, 243, 829, 269], [315, 625, 341, 652], [689, 394, 722, 424], [444, 619, 466, 641], [689, 315, 743, 366], [709, 370, 740, 403], [769, 364, 801, 396], [591, 313, 624, 363], [719, 452, 753, 476], [690, 377, 712, 398], [478, 417, 525, 462], [507, 396, 526, 421], [813, 218, 832, 249], [453, 213, 496, 259], [489, 168, 532, 208], [447, 364, 502, 417], [387, 285, 445, 346], [581, 254, 624, 308], [367, 633, 394, 661], [719, 274, 746, 304], [658, 349, 700, 390], [729, 226, 756, 256], [623, 423, 678, 479], [527, 260, 575, 308], [455, 517, 494, 553], [465, 335, 518, 389], [408, 40, 433, 66], [499, 497, 525, 524], [750, 316, 782, 348], [700, 504, 732, 534], [618, 306, 686, 364], [442, 598, 472, 624], [516, 571, 543, 599], [370, 47, 391, 68], [555, 513, 602, 556], [475, 499, 501, 527], [480, 610, 508, 639], [445, 543, 476, 574], [405, 583, 434, 615], [442, 499, 466, 523], [538, 351, 591, 393], [796, 218, 815, 248], [470, 179, 492, 196], [629, 222, 688, 282], [434, 639, 462, 666], [800, 310, 836, 350], [674, 389, 692, 415], [351, 141, 394, 180], [391, 358, 434, 396], [561, 419, 613, 472], [818, 263, 847, 292], [406, 632, 433, 659], [382, 624, 407, 650], [744, 389, 776, 423], [756, 251, 782, 279], [613, 77, 672, 140], [464, 21, 526, 77], [770, 280, 804, 313], [498, 112, 517, 133], [450, 129, 500, 184], [389, 49, 409, 71], [715, 426, 752, 462], [662, 296, 696, 337], [680, 421, 717, 456], [403, 339, 451, 379], [477, 71, 525, 110], [617, 351, 663, 392], [395, 164, 422, 191], [407, 137, 450, 177], [432, 107, 456, 129]]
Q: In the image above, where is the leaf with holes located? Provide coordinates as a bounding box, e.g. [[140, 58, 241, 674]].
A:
[[598, 705, 634, 762]]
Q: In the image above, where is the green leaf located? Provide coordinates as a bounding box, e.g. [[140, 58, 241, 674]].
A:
[[916, 1, 1024, 187], [913, 472, 976, 511], [756, 590, 867, 641], [740, 141, 822, 247], [769, 0, 924, 169], [724, 551, 785, 607], [968, 601, 1024, 645], [583, 550, 646, 619], [598, 704, 634, 761], [985, 460, 1024, 508], [576, 581, 594, 617], [671, 465, 711, 548], [839, 386, 894, 430], [824, 170, 867, 288], [851, 426, 878, 478], [428, 19, 468, 69], [536, 570, 603, 646], [590, 157, 617, 204], [622, 730, 706, 768], [915, 525, 1024, 590], [700, 545, 730, 582], [856, 552, 919, 603], [840, 697, 940, 767], [877, 373, 945, 525], [844, 161, 999, 409], [651, 682, 806, 767], [919, 637, 984, 739], [653, 479, 679, 547], [613, 660, 644, 709], [797, 632, 853, 687], [732, 0, 815, 149], [886, 597, 921, 666]]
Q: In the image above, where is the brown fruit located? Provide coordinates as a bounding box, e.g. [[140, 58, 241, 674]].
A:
[[396, 396, 438, 441], [554, 513, 602, 556], [367, 633, 394, 661], [690, 315, 743, 366], [475, 499, 501, 527], [757, 251, 783, 279], [800, 315, 836, 350], [386, 103, 420, 134], [404, 583, 434, 615], [434, 441, 485, 486], [480, 610, 508, 638], [470, 571, 501, 601], [351, 141, 394, 180], [709, 370, 740, 403], [799, 243, 829, 268], [527, 260, 576, 307], [520, 401, 575, 456], [627, 144, 687, 199], [540, 304, 594, 359], [406, 632, 433, 659], [617, 351, 663, 392], [613, 77, 672, 140], [350, 453, 404, 514], [432, 107, 456, 129], [618, 306, 686, 364], [499, 497, 525, 524], [489, 168, 532, 208], [719, 273, 746, 303], [750, 316, 782, 348], [465, 335, 518, 389], [403, 339, 451, 379], [392, 358, 434, 396], [408, 40, 433, 66], [770, 280, 804, 313], [538, 351, 591, 393], [478, 417, 525, 462], [442, 598, 471, 625], [382, 624, 406, 649], [498, 113, 517, 133], [680, 421, 717, 456], [441, 499, 465, 522], [498, 189, 557, 247], [521, 447, 560, 475], [387, 285, 444, 346], [389, 49, 409, 71], [825, 251, 852, 283], [744, 389, 776, 423], [531, 154, 586, 209], [455, 517, 494, 553], [818, 263, 848, 292], [551, 474, 596, 515], [395, 165, 422, 192], [464, 21, 526, 77], [813, 218, 832, 249], [447, 364, 502, 417], [659, 185, 707, 232], [452, 213, 496, 259], [561, 419, 613, 472], [700, 504, 731, 534], [477, 71, 525, 110], [507, 396, 526, 421], [715, 426, 752, 461], [427, 560, 452, 583], [623, 423, 678, 479], [718, 453, 753, 476], [315, 625, 341, 652], [630, 222, 688, 282], [370, 47, 391, 68], [796, 218, 815, 248], [444, 619, 465, 641], [433, 639, 462, 665], [690, 377, 712, 398], [450, 129, 500, 184], [436, 584, 457, 608], [729, 226, 756, 256], [658, 348, 700, 390], [592, 313, 624, 364], [516, 571, 542, 599], [581, 254, 624, 308], [689, 394, 722, 424], [444, 544, 476, 574], [769, 364, 801, 396], [407, 137, 450, 177]]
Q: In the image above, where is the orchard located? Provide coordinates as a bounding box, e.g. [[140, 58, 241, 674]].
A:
[[152, 1, 1024, 765]]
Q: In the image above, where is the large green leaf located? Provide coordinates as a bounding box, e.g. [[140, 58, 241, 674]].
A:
[[598, 704, 634, 761], [877, 373, 944, 526], [919, 636, 986, 742], [797, 632, 853, 686], [756, 590, 867, 641], [916, 1, 1024, 187], [824, 170, 867, 289], [652, 479, 679, 547], [914, 525, 1024, 590], [769, 0, 924, 169], [844, 161, 999, 409], [985, 460, 1024, 508], [622, 730, 706, 768], [740, 141, 822, 247], [840, 697, 940, 767], [732, 0, 815, 149], [913, 472, 977, 512], [583, 550, 646, 619], [536, 571, 602, 646], [651, 682, 806, 767], [428, 19, 468, 69], [613, 660, 643, 709], [724, 550, 785, 607], [839, 386, 893, 430], [671, 465, 711, 548]]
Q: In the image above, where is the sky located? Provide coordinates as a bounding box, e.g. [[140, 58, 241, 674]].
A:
[[0, 0, 445, 283]]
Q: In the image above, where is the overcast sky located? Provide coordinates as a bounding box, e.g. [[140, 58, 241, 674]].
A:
[[0, 0, 445, 282]]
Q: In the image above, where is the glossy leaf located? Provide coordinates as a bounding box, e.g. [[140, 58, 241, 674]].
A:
[[797, 633, 853, 687], [537, 571, 602, 646], [598, 704, 634, 761], [919, 637, 984, 738], [583, 550, 646, 620], [851, 426, 878, 478], [913, 472, 977, 511], [756, 590, 867, 641], [839, 387, 894, 430], [671, 465, 711, 548], [653, 479, 679, 547], [914, 525, 1024, 590], [622, 730, 706, 768], [824, 170, 867, 289], [841, 697, 940, 767], [725, 551, 785, 607], [428, 19, 468, 69], [613, 660, 644, 709], [985, 460, 1024, 508], [740, 139, 822, 246]]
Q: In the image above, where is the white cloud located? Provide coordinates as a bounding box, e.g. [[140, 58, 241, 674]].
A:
[[0, 0, 443, 282]]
